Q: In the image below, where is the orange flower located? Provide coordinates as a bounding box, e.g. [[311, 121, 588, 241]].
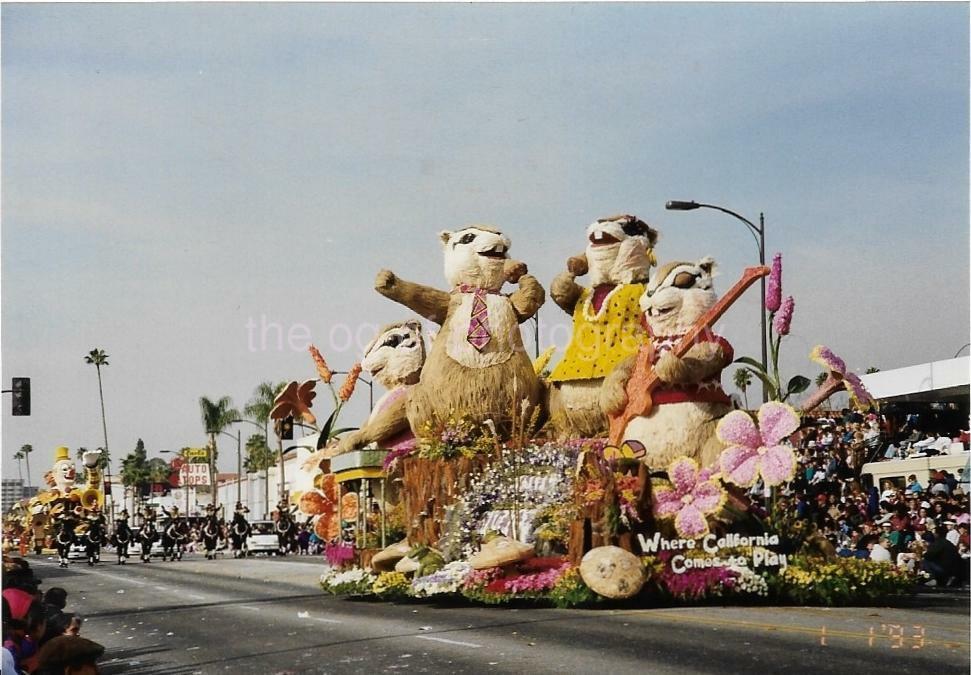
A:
[[338, 363, 363, 402], [308, 344, 333, 384], [340, 492, 359, 521]]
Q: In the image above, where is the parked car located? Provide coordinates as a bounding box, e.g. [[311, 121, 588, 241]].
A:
[[246, 520, 280, 555]]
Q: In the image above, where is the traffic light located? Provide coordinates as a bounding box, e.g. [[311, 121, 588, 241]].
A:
[[280, 416, 294, 440], [11, 377, 30, 416]]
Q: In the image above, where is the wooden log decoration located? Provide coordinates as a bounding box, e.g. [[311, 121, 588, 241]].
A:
[[607, 265, 771, 446], [399, 456, 492, 546]]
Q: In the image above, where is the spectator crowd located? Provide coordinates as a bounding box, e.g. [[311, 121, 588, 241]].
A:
[[751, 407, 970, 587]]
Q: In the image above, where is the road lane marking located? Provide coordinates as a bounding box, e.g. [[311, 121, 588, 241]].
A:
[[416, 636, 481, 648], [239, 606, 261, 611], [185, 594, 206, 600], [154, 586, 168, 591], [311, 617, 342, 624]]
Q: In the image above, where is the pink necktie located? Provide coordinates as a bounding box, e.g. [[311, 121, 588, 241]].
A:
[[461, 286, 491, 351]]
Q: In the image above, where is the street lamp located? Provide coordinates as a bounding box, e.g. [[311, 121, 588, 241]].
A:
[[231, 418, 270, 518], [665, 200, 768, 403], [211, 429, 242, 509]]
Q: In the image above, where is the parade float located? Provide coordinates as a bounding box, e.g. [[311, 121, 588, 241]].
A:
[[306, 220, 912, 608], [9, 447, 106, 555]]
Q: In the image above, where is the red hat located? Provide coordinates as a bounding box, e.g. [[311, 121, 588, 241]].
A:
[[3, 588, 36, 621]]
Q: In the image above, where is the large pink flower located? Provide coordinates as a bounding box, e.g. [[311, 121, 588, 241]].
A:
[[773, 296, 795, 336], [809, 345, 875, 409], [765, 253, 783, 313], [717, 402, 799, 488], [654, 457, 726, 539]]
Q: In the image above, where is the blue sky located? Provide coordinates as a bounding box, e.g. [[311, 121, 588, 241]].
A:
[[2, 3, 968, 479]]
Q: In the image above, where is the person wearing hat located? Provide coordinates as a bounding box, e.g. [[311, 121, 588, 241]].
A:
[[944, 520, 960, 547], [112, 510, 132, 565], [32, 635, 104, 675], [3, 587, 47, 672], [866, 535, 892, 562]]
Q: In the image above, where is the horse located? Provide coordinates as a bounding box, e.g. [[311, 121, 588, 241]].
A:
[[138, 520, 158, 562], [81, 518, 106, 567], [276, 511, 297, 556], [201, 515, 223, 560], [229, 513, 251, 558], [53, 517, 77, 568], [112, 520, 133, 564], [161, 519, 189, 561]]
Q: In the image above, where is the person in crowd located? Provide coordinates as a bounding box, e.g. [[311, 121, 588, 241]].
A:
[[905, 474, 923, 494], [32, 634, 104, 675], [39, 588, 75, 647], [3, 587, 47, 672], [921, 526, 963, 586]]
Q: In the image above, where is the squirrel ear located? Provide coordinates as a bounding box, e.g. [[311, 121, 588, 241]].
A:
[[438, 230, 452, 247], [405, 320, 423, 334], [698, 256, 716, 276]]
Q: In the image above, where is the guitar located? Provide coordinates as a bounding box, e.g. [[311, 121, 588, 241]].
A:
[[607, 265, 770, 445]]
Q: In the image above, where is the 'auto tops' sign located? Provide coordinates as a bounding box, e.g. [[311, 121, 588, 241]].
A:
[[179, 463, 210, 486]]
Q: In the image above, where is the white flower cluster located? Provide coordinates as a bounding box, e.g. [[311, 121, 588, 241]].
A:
[[411, 561, 473, 597], [730, 566, 769, 597], [320, 567, 376, 594]]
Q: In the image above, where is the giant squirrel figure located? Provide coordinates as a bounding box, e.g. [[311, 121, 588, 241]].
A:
[[374, 226, 545, 439], [547, 215, 658, 439]]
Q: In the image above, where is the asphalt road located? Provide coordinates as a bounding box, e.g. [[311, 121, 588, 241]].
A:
[[24, 552, 970, 675]]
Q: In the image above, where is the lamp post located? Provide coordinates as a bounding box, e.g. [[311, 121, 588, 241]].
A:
[[665, 200, 768, 403], [231, 418, 270, 518], [211, 429, 242, 509]]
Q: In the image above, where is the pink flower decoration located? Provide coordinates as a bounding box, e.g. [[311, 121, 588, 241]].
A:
[[765, 253, 782, 313], [809, 345, 875, 409], [773, 296, 795, 336], [809, 345, 846, 375], [844, 372, 875, 409], [653, 457, 726, 539], [716, 402, 799, 488]]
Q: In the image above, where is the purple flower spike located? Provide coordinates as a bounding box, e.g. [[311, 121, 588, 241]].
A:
[[765, 253, 783, 313], [773, 296, 795, 336]]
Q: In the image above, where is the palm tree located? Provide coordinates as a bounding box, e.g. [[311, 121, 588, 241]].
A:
[[120, 440, 150, 513], [19, 444, 33, 487], [12, 449, 24, 482], [244, 433, 275, 474], [199, 395, 238, 511], [84, 349, 111, 475], [244, 381, 286, 513], [732, 369, 753, 409], [815, 372, 828, 387], [145, 458, 172, 491]]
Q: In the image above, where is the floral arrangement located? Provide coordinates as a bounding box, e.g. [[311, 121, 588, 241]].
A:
[[734, 253, 810, 403], [547, 567, 601, 608], [770, 556, 913, 606], [416, 410, 494, 461], [372, 571, 411, 599], [324, 541, 356, 568], [646, 552, 736, 601], [730, 565, 770, 597], [531, 500, 576, 551], [411, 561, 473, 598], [460, 558, 572, 604], [717, 401, 799, 489], [653, 457, 726, 538], [319, 567, 375, 596], [304, 344, 364, 444], [733, 253, 874, 412], [440, 442, 581, 560]]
